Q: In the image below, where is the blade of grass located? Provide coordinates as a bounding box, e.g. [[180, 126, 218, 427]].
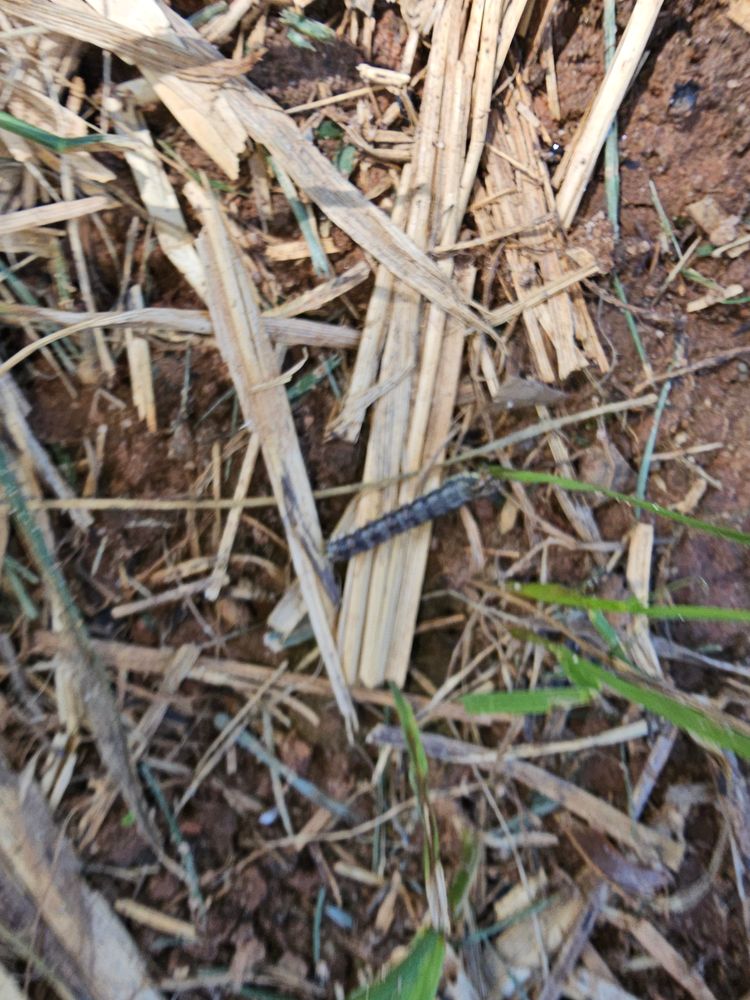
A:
[[603, 0, 620, 239], [612, 274, 652, 379], [462, 687, 594, 715], [649, 178, 681, 258], [346, 927, 445, 1000], [268, 156, 331, 277], [391, 685, 430, 787], [0, 440, 165, 855], [447, 829, 479, 919], [634, 379, 671, 511], [552, 642, 750, 760], [312, 887, 325, 969], [390, 684, 450, 934], [587, 609, 631, 662], [511, 580, 750, 623], [484, 465, 750, 545], [0, 110, 130, 153]]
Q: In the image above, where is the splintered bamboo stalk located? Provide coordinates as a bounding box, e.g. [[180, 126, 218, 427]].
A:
[[339, 0, 508, 689], [329, 163, 413, 443], [203, 436, 261, 601], [555, 0, 665, 229], [188, 183, 356, 732], [337, 0, 462, 687], [476, 89, 607, 381], [457, 0, 527, 217], [337, 0, 460, 686], [109, 94, 208, 300]]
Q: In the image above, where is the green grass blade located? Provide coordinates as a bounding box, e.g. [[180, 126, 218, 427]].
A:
[[347, 928, 445, 1000], [512, 581, 750, 624], [3, 562, 39, 620], [551, 642, 750, 759], [612, 275, 650, 372], [635, 379, 671, 509], [447, 830, 479, 918], [462, 687, 593, 715], [279, 9, 335, 42], [268, 156, 331, 276], [389, 684, 449, 933], [390, 684, 429, 786], [484, 465, 750, 545], [587, 609, 631, 662], [603, 0, 620, 239], [0, 111, 128, 153]]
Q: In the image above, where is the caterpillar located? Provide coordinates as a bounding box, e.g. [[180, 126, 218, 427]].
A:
[[327, 473, 497, 563]]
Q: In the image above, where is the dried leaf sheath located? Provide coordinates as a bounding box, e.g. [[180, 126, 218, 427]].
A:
[[189, 183, 356, 732]]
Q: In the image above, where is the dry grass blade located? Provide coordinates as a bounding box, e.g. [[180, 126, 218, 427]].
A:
[[605, 909, 718, 1000], [0, 747, 161, 1000], [203, 436, 261, 600], [188, 181, 356, 732], [0, 303, 362, 351], [113, 900, 197, 942], [625, 522, 661, 676], [0, 195, 115, 236], [554, 0, 665, 228], [263, 259, 371, 318], [107, 93, 208, 299]]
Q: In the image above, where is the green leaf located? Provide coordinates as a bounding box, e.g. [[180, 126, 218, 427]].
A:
[[389, 684, 449, 931], [347, 928, 445, 1000], [462, 686, 593, 715], [335, 144, 358, 177], [315, 120, 344, 140], [286, 28, 316, 50], [484, 465, 750, 546], [512, 581, 750, 624], [447, 830, 479, 918], [682, 268, 721, 289], [280, 9, 336, 42], [0, 111, 129, 154], [549, 643, 750, 760], [587, 609, 631, 661], [390, 683, 429, 785]]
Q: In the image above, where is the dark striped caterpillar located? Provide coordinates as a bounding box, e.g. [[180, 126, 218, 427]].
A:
[[326, 473, 498, 563]]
